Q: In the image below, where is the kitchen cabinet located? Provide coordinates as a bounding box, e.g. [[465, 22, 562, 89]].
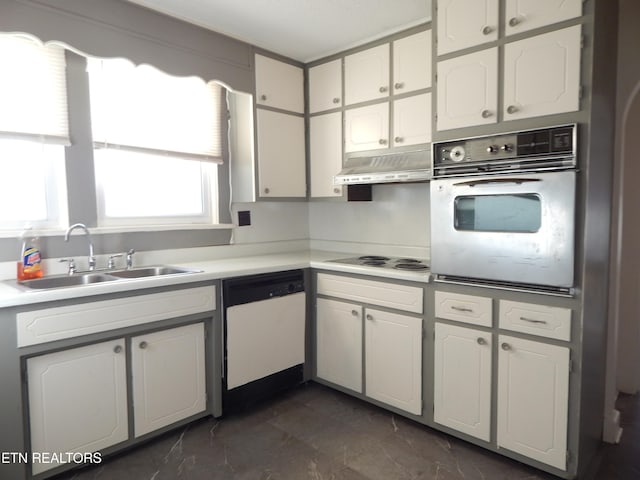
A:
[[132, 323, 206, 437], [503, 25, 581, 121], [393, 93, 432, 147], [505, 0, 582, 36], [309, 59, 342, 113], [436, 0, 499, 55], [27, 339, 129, 475], [497, 334, 570, 470], [344, 102, 389, 153], [499, 299, 572, 341], [310, 112, 343, 197], [316, 297, 363, 392], [256, 108, 306, 197], [344, 43, 390, 105], [365, 308, 422, 415], [393, 30, 431, 93], [433, 322, 491, 441], [255, 53, 304, 113], [436, 47, 498, 131]]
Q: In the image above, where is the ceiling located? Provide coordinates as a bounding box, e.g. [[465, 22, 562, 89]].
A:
[[126, 0, 431, 62]]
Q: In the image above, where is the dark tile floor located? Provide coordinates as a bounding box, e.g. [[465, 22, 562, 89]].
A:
[[55, 383, 639, 480]]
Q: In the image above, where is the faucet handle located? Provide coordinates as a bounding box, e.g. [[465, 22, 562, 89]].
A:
[[59, 258, 76, 275], [126, 249, 136, 270], [107, 253, 123, 269]]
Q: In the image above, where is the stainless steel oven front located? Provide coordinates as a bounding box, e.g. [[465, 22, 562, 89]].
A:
[[430, 124, 577, 292]]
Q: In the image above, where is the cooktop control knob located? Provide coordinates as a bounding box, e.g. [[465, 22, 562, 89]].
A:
[[486, 145, 498, 154], [449, 146, 465, 162], [501, 144, 514, 152]]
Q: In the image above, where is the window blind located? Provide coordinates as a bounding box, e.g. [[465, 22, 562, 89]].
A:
[[0, 35, 70, 145], [87, 58, 223, 163]]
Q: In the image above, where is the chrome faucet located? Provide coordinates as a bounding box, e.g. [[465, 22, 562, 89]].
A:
[[64, 223, 96, 271]]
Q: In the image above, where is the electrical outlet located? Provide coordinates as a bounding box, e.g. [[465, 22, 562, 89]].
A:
[[238, 210, 251, 226]]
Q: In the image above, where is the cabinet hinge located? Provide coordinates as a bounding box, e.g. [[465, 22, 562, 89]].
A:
[[579, 85, 584, 100], [569, 359, 574, 373], [21, 363, 28, 384], [580, 35, 586, 49], [566, 450, 571, 463]]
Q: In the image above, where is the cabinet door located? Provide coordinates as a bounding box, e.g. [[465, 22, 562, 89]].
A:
[[309, 59, 342, 113], [316, 298, 363, 392], [505, 0, 582, 36], [365, 308, 422, 415], [497, 335, 569, 470], [345, 44, 390, 105], [393, 30, 431, 94], [310, 112, 343, 197], [437, 48, 498, 131], [434, 323, 491, 441], [28, 340, 128, 475], [132, 323, 206, 438], [255, 54, 304, 113], [344, 103, 389, 153], [256, 109, 306, 197], [393, 93, 432, 147], [503, 25, 581, 121], [437, 0, 499, 55]]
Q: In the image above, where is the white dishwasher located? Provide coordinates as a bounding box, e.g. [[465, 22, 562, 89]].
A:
[[222, 270, 305, 411]]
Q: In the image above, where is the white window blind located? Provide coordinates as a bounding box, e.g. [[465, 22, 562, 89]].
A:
[[87, 58, 223, 163], [0, 35, 70, 145]]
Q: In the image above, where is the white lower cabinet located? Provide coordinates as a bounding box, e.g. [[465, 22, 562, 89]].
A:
[[132, 323, 206, 437], [365, 308, 422, 415], [497, 335, 570, 470], [433, 322, 491, 441], [316, 298, 363, 393], [27, 339, 129, 475]]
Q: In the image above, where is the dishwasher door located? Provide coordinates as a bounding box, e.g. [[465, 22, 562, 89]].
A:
[[226, 291, 305, 389]]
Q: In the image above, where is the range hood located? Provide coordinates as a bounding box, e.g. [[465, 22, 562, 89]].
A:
[[334, 149, 432, 185]]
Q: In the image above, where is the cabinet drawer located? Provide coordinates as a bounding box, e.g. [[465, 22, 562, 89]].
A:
[[317, 273, 423, 314], [434, 291, 492, 327], [499, 300, 571, 341]]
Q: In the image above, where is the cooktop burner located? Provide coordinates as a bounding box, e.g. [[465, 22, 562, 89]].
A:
[[330, 256, 429, 271]]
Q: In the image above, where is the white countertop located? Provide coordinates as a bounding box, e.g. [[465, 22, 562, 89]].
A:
[[0, 250, 431, 309]]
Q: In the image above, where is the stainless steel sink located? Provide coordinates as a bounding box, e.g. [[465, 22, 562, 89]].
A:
[[19, 273, 119, 289], [108, 266, 202, 279]]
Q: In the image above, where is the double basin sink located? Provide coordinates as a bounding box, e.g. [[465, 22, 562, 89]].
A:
[[19, 266, 202, 290]]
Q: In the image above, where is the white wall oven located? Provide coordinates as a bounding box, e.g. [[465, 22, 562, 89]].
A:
[[430, 125, 577, 293]]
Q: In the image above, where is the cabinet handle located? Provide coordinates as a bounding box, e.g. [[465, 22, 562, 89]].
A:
[[366, 314, 374, 321], [509, 16, 521, 27], [481, 109, 492, 118], [451, 305, 473, 313], [333, 187, 341, 194], [113, 345, 123, 354], [482, 25, 494, 35], [506, 105, 519, 115], [501, 342, 511, 351], [394, 136, 403, 143], [264, 187, 270, 194], [520, 316, 548, 325], [351, 309, 359, 316], [260, 94, 268, 101], [477, 337, 487, 345], [332, 97, 340, 104], [394, 82, 404, 90], [378, 139, 388, 145], [139, 341, 148, 349], [379, 86, 388, 93]]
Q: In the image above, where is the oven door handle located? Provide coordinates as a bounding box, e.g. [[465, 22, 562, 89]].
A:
[[454, 178, 542, 187]]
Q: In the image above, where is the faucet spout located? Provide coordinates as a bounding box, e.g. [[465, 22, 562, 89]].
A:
[[64, 223, 96, 271]]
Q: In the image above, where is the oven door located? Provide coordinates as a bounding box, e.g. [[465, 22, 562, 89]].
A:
[[430, 170, 576, 288]]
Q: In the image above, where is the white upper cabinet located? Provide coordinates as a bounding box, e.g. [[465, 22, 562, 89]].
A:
[[310, 112, 343, 197], [344, 103, 389, 153], [393, 93, 432, 147], [503, 25, 581, 121], [255, 54, 304, 113], [437, 0, 499, 55], [505, 0, 582, 36], [436, 47, 498, 130], [309, 59, 342, 113], [393, 30, 431, 93], [345, 44, 390, 105]]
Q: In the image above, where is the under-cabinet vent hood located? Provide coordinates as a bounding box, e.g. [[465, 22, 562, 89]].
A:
[[334, 149, 431, 185]]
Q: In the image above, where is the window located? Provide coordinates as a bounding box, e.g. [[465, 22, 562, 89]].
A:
[[87, 58, 223, 226], [0, 35, 69, 231]]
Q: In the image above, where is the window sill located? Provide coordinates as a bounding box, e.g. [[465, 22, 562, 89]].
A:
[[0, 223, 235, 238]]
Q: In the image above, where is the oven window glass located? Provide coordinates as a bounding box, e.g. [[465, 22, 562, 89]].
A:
[[454, 194, 541, 232]]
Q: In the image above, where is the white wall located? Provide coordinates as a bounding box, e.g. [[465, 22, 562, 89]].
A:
[[230, 202, 309, 244]]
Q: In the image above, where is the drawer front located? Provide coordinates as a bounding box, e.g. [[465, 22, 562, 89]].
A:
[[317, 273, 423, 314], [434, 291, 492, 327], [17, 286, 216, 347], [499, 300, 571, 341]]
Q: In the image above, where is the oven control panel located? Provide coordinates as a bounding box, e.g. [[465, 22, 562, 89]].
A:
[[433, 124, 576, 177]]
